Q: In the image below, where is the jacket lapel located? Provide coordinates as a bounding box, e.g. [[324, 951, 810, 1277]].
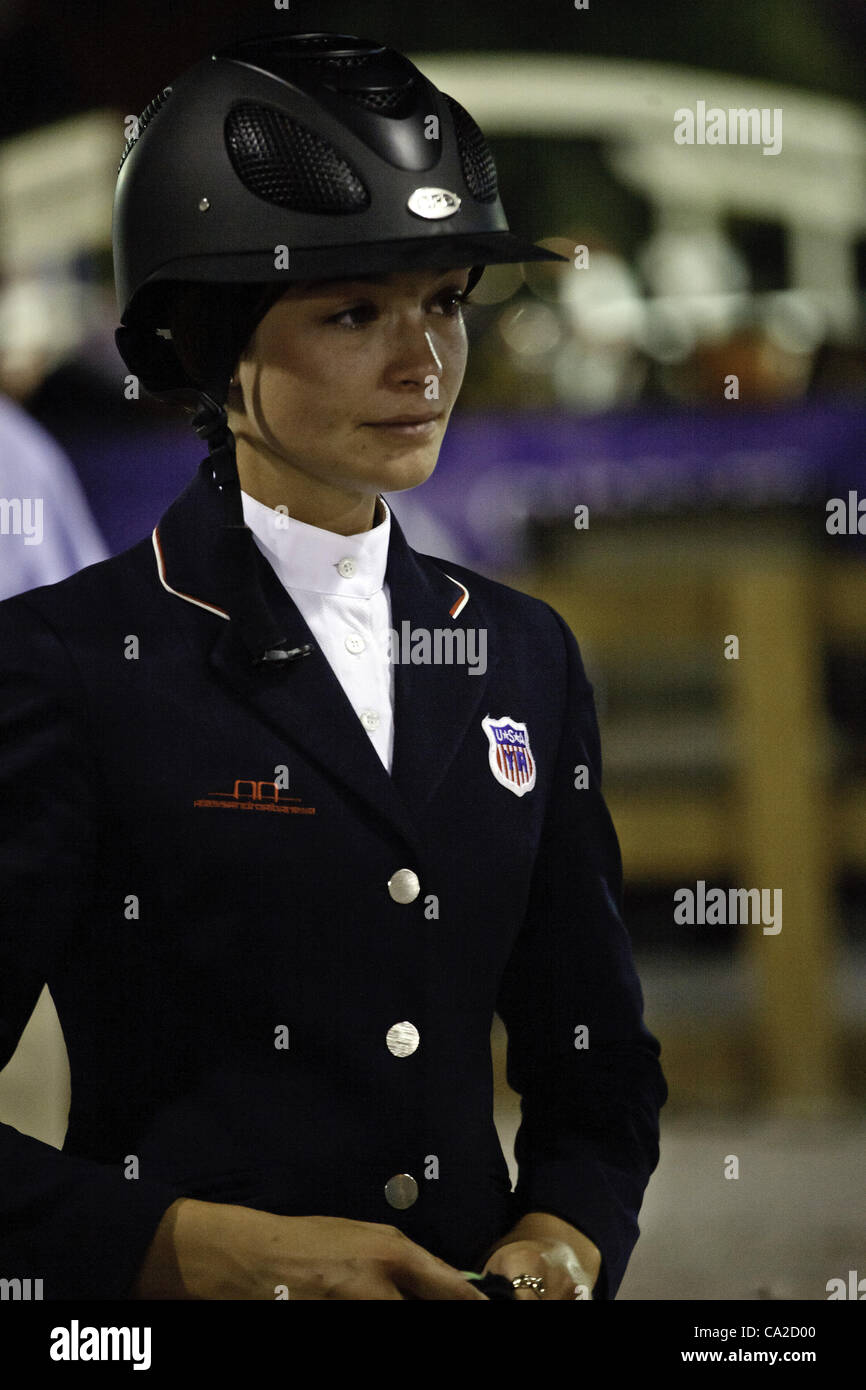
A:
[[386, 523, 499, 807], [153, 463, 498, 856]]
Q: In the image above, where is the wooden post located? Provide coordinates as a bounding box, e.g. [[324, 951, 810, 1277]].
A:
[[726, 548, 838, 1112]]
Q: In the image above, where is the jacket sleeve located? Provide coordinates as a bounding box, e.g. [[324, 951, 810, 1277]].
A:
[[495, 604, 667, 1300], [0, 594, 180, 1298]]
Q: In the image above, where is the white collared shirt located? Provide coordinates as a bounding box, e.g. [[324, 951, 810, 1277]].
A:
[[241, 491, 395, 772]]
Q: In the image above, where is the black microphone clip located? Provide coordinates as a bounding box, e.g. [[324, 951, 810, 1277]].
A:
[[255, 641, 315, 667]]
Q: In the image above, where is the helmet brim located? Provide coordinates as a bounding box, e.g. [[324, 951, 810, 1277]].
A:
[[127, 232, 569, 319]]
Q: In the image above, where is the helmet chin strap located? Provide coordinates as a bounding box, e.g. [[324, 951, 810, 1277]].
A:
[[115, 322, 311, 666], [190, 390, 242, 521], [187, 385, 315, 670]]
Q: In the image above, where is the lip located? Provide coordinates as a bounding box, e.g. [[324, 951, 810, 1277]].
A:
[[363, 414, 442, 431]]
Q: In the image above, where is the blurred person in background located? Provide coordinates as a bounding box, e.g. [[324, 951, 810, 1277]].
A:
[[0, 391, 107, 599]]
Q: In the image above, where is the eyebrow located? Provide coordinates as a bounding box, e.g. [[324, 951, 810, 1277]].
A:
[[324, 274, 390, 286], [304, 269, 469, 294]]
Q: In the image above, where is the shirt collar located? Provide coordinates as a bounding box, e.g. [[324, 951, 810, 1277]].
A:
[[240, 490, 391, 598]]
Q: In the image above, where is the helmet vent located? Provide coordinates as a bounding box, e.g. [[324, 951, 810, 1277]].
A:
[[443, 94, 498, 202], [288, 34, 376, 54], [117, 87, 172, 175], [225, 102, 370, 213], [307, 52, 377, 71], [335, 84, 417, 118]]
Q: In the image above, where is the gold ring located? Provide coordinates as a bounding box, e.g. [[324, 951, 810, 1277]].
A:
[[511, 1273, 545, 1297]]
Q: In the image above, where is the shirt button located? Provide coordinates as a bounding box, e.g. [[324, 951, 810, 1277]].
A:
[[360, 709, 380, 731], [388, 869, 420, 904], [385, 1174, 419, 1210], [345, 633, 366, 655], [337, 557, 357, 578], [386, 1021, 420, 1057]]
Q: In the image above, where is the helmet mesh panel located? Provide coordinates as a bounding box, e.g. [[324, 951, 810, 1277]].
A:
[[225, 102, 370, 212], [443, 94, 498, 202], [290, 34, 361, 50], [336, 85, 416, 117], [307, 52, 377, 71]]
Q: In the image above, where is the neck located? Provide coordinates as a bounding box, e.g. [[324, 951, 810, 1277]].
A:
[[236, 464, 381, 535]]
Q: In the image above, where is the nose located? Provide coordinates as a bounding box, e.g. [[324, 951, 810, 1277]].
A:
[[424, 330, 443, 372], [383, 312, 443, 386]]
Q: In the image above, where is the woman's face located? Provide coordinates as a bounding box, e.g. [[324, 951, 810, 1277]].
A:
[[226, 265, 471, 528]]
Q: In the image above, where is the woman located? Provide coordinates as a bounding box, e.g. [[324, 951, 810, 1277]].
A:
[[0, 31, 666, 1300]]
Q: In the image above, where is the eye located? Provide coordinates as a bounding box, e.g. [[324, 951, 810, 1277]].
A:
[[325, 285, 470, 329], [433, 287, 470, 316], [328, 302, 377, 329]]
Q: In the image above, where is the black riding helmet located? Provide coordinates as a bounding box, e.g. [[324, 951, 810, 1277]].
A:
[[111, 31, 566, 664], [113, 30, 567, 408]]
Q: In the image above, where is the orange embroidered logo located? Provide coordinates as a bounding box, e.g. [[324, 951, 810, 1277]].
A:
[[194, 779, 316, 815]]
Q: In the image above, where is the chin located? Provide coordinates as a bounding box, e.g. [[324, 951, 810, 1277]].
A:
[[369, 444, 440, 493]]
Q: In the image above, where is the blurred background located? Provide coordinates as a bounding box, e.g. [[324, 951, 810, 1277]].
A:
[[0, 0, 863, 1300]]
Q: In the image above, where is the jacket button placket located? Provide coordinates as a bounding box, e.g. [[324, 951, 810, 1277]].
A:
[[384, 868, 422, 1211]]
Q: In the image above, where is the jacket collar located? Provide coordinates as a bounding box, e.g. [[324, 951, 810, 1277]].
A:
[[240, 488, 392, 598], [153, 461, 498, 860]]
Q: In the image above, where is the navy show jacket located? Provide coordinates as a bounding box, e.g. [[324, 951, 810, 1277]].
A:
[[0, 459, 666, 1299]]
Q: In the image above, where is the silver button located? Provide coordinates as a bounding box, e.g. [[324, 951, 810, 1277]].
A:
[[360, 709, 380, 731], [337, 557, 357, 578], [388, 868, 420, 904], [345, 633, 366, 654], [386, 1021, 420, 1057], [385, 1173, 419, 1210]]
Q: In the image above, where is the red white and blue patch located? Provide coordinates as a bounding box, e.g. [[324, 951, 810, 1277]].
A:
[[481, 714, 536, 796]]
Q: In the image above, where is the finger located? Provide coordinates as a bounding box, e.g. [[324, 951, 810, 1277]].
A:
[[396, 1252, 488, 1301], [508, 1284, 540, 1300], [339, 1275, 407, 1300], [399, 1271, 488, 1300], [484, 1250, 550, 1300]]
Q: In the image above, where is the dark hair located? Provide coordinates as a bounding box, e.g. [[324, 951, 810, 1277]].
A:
[[169, 282, 286, 397]]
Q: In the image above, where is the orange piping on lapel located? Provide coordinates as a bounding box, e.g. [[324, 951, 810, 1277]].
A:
[[152, 527, 230, 620], [442, 571, 469, 619]]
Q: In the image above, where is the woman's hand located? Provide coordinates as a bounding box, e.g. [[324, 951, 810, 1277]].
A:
[[480, 1211, 600, 1300], [482, 1236, 592, 1300], [131, 1198, 489, 1301]]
